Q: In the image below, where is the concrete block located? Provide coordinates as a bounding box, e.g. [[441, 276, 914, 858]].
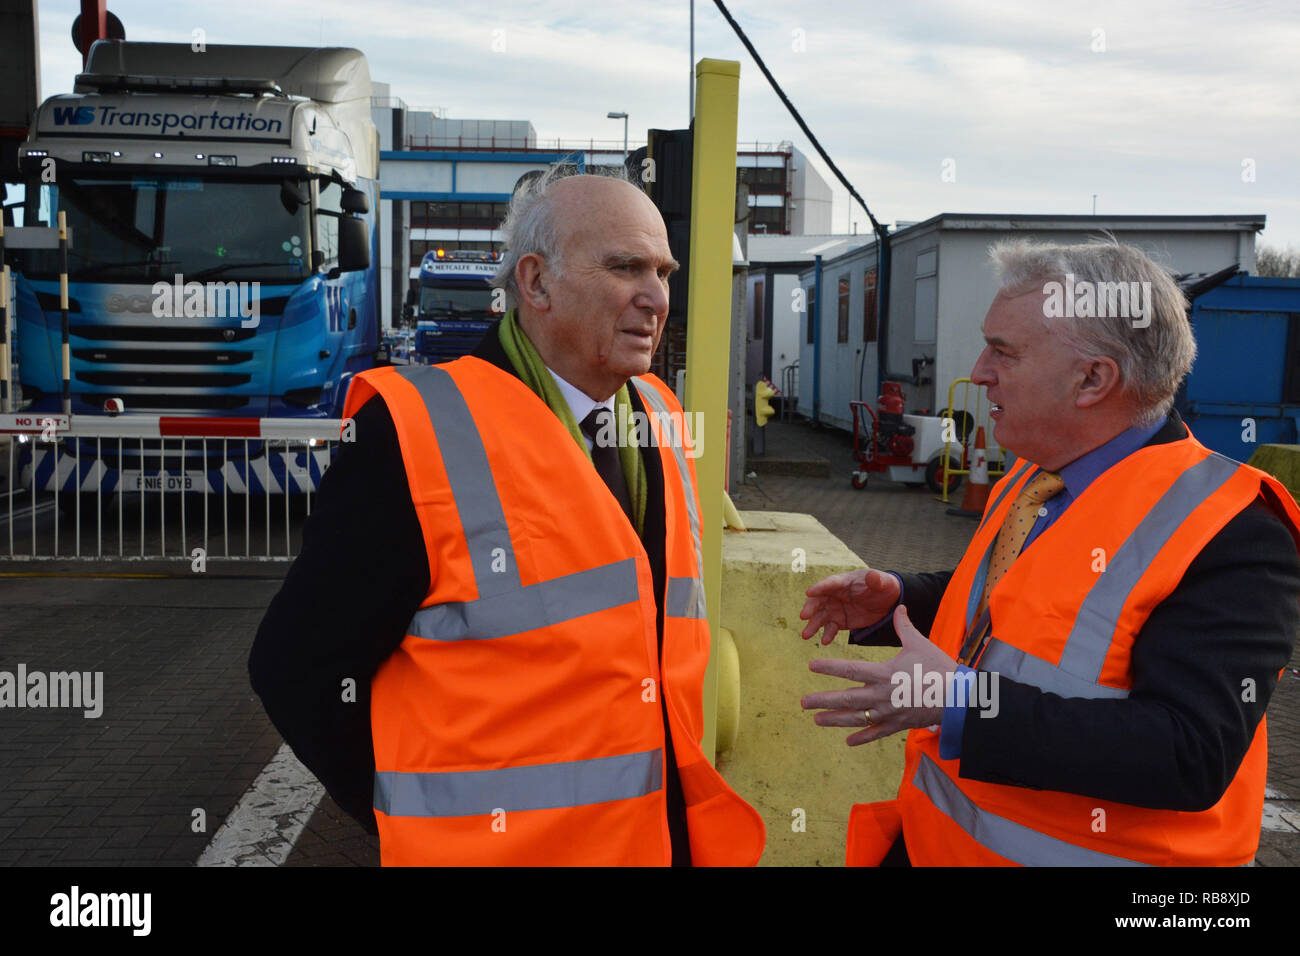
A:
[[717, 510, 904, 866]]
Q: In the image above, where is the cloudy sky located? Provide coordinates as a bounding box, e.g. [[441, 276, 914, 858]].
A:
[[33, 0, 1300, 250]]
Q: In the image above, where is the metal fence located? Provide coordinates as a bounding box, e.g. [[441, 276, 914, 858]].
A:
[[1, 414, 341, 561], [937, 377, 1012, 503], [780, 362, 799, 423], [402, 135, 647, 153]]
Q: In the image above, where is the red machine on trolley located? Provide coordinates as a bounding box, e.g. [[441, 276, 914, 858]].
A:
[[850, 382, 967, 493]]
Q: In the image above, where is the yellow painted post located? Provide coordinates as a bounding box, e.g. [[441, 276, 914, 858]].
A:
[[685, 58, 740, 762]]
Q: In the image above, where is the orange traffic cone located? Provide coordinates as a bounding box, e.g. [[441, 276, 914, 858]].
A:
[[946, 426, 990, 518]]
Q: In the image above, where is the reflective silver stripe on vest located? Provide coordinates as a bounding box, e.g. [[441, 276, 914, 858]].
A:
[[979, 638, 1129, 699], [912, 753, 1149, 866], [375, 748, 664, 818], [977, 461, 1033, 533], [631, 378, 707, 619], [1060, 452, 1239, 682], [667, 575, 706, 620], [395, 365, 641, 640], [395, 365, 520, 595], [409, 557, 641, 641], [973, 452, 1240, 699]]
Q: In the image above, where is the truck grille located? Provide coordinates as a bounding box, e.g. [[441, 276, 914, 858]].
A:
[[69, 324, 258, 343], [76, 392, 249, 411], [73, 348, 254, 365], [76, 371, 252, 388]]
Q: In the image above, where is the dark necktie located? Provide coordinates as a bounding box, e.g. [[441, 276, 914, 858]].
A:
[[579, 407, 633, 523]]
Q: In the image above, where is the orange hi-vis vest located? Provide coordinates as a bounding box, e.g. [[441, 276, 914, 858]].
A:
[[846, 428, 1300, 867], [342, 358, 766, 866]]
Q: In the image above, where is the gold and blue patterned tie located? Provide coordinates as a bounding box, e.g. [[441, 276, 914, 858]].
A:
[[959, 469, 1065, 665]]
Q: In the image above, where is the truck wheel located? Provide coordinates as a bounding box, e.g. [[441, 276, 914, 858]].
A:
[[925, 456, 963, 495], [851, 471, 869, 490]]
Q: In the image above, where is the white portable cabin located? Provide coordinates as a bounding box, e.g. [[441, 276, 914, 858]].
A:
[[796, 213, 1265, 432], [745, 234, 873, 402]]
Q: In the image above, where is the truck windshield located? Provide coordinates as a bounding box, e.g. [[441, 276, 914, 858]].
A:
[[21, 176, 311, 283], [419, 283, 494, 318]]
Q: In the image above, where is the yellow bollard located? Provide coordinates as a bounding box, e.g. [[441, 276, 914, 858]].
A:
[[715, 627, 741, 755], [722, 489, 746, 531], [685, 58, 740, 762]]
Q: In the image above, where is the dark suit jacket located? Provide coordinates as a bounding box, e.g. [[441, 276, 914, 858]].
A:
[[853, 411, 1300, 813], [248, 331, 692, 861]]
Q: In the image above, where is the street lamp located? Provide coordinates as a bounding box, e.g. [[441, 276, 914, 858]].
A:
[[607, 111, 628, 165]]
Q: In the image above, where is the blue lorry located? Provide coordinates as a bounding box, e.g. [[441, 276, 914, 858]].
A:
[[7, 40, 381, 495], [413, 249, 501, 364]]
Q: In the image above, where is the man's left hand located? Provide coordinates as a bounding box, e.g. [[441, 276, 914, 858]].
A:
[[800, 605, 960, 745]]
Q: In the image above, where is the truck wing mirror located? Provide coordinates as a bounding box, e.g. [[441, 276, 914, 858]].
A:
[[341, 187, 369, 215], [280, 179, 308, 215], [337, 215, 370, 274]]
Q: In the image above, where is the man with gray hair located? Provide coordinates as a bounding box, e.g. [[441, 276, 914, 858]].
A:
[[799, 238, 1300, 866], [250, 167, 765, 866]]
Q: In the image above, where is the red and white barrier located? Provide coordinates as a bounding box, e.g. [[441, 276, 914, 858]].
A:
[[0, 414, 341, 441]]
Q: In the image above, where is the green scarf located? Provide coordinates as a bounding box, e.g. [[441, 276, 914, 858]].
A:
[[498, 309, 647, 537]]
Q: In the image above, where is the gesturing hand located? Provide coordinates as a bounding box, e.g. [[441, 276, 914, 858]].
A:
[[799, 567, 901, 645], [801, 605, 959, 745]]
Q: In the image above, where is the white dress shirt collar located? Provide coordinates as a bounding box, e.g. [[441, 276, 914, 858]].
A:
[[546, 367, 613, 450]]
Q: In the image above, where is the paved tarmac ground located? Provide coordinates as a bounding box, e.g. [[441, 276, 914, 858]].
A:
[[0, 418, 1297, 866], [0, 572, 285, 865]]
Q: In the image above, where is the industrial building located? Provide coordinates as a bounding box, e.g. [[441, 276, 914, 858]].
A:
[[369, 84, 833, 327], [793, 213, 1266, 431]]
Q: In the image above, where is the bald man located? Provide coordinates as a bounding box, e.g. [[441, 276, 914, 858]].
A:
[[250, 170, 765, 866]]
